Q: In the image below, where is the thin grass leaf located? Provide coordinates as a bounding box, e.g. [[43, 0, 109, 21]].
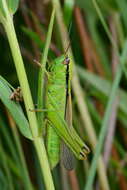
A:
[[0, 1, 5, 17], [84, 40, 127, 190], [0, 144, 14, 190], [87, 17, 111, 76], [77, 66, 127, 116], [98, 0, 118, 11], [0, 115, 33, 189], [63, 0, 74, 26], [9, 115, 33, 190], [22, 27, 44, 50], [0, 76, 33, 140], [116, 0, 127, 30], [0, 170, 7, 187], [0, 151, 21, 179], [0, 116, 20, 164], [37, 8, 55, 133]]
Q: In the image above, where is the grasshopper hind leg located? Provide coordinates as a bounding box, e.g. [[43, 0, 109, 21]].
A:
[[46, 119, 60, 169]]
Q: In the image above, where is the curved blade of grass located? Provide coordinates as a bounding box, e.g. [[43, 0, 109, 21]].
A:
[[22, 27, 44, 50], [37, 8, 55, 133], [0, 76, 33, 140], [77, 66, 127, 116], [6, 112, 33, 190], [84, 40, 127, 190], [0, 132, 21, 179], [0, 116, 20, 164], [0, 111, 33, 189], [116, 0, 127, 30], [0, 170, 8, 187], [3, 153, 21, 179], [63, 0, 74, 26]]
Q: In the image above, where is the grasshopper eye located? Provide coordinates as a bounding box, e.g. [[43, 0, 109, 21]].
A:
[[63, 56, 70, 65]]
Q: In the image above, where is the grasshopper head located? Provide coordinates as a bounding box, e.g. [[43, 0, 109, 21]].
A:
[[50, 55, 67, 72], [62, 56, 70, 65]]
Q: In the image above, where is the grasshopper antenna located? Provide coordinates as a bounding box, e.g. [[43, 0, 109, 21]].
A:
[[64, 21, 72, 56], [64, 42, 71, 56]]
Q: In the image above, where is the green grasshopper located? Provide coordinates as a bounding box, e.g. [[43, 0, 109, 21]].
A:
[[44, 53, 90, 170]]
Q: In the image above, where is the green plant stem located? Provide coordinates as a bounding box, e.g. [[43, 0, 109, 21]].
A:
[[34, 137, 55, 190], [84, 40, 127, 190], [92, 0, 117, 49], [3, 10, 55, 190], [37, 8, 55, 133], [4, 16, 38, 139], [51, 1, 109, 190]]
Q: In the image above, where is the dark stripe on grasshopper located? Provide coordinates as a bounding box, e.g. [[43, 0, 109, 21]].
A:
[[64, 56, 70, 111], [62, 55, 70, 98], [64, 57, 90, 164], [61, 56, 76, 170]]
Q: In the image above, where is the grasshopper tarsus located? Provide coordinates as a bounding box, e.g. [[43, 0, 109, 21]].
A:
[[10, 87, 23, 102], [79, 152, 87, 160], [79, 145, 90, 160], [82, 145, 90, 154]]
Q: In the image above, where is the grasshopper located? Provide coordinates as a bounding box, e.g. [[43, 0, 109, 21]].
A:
[[45, 53, 90, 170]]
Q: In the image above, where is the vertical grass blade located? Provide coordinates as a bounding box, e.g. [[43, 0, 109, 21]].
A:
[[37, 8, 55, 133], [84, 40, 127, 190], [0, 143, 14, 190], [0, 2, 55, 189]]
